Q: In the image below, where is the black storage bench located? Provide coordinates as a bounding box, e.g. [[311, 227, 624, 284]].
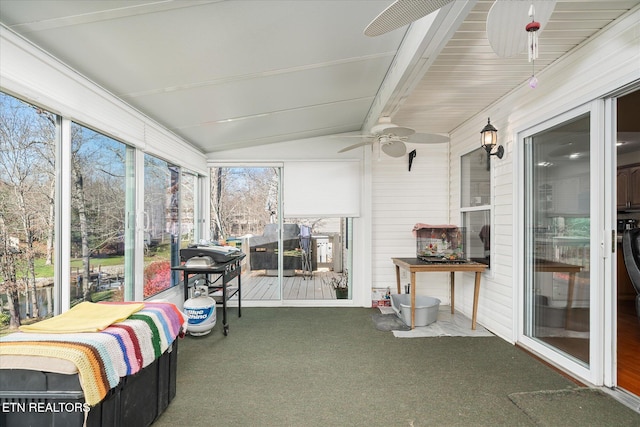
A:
[[0, 301, 184, 427]]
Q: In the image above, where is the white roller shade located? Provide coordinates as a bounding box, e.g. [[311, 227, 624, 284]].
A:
[[283, 161, 360, 217]]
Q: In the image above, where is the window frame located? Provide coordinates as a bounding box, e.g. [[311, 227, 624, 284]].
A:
[[460, 146, 492, 268]]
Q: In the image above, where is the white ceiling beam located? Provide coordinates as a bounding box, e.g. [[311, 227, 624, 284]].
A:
[[363, 0, 478, 132]]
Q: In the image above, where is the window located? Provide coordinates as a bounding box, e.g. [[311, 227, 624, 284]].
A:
[[0, 90, 204, 325], [180, 170, 198, 250], [0, 92, 57, 326], [461, 147, 491, 267], [143, 154, 180, 298], [70, 123, 128, 304]]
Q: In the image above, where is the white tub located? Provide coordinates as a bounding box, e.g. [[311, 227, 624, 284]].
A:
[[390, 294, 441, 327]]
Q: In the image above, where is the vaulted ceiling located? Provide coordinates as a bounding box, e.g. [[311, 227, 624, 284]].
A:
[[0, 0, 638, 155]]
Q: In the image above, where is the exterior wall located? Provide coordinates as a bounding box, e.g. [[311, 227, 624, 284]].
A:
[[450, 124, 514, 340], [448, 7, 640, 342], [370, 143, 452, 302]]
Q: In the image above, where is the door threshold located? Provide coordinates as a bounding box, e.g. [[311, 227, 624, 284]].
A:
[[601, 386, 640, 414]]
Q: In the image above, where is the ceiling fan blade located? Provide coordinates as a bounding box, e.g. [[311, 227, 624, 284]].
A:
[[364, 0, 454, 37], [338, 141, 372, 153], [487, 0, 557, 58], [336, 135, 375, 138], [407, 133, 449, 144], [383, 126, 415, 137], [381, 141, 406, 157]]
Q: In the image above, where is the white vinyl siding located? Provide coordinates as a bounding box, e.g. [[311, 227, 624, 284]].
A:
[[371, 143, 452, 303]]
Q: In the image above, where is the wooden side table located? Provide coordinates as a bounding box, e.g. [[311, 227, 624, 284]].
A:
[[392, 258, 488, 329]]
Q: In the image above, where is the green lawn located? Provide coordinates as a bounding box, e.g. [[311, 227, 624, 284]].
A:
[[34, 256, 127, 278], [32, 244, 172, 278]]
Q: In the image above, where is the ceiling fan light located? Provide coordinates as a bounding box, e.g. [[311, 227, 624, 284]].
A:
[[381, 141, 406, 157]]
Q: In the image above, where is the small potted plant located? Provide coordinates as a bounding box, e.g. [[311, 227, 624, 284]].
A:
[[325, 270, 349, 299]]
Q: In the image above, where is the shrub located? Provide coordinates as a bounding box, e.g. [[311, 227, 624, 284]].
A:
[[143, 260, 171, 298], [0, 312, 10, 326]]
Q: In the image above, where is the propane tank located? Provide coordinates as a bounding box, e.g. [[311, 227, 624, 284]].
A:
[[183, 285, 216, 336]]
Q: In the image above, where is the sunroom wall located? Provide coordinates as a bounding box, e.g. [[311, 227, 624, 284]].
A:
[[0, 26, 209, 309], [369, 142, 451, 303], [210, 136, 453, 308], [448, 6, 640, 342], [208, 136, 372, 308], [0, 27, 207, 174]]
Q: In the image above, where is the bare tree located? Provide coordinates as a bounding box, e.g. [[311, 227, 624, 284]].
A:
[[71, 154, 91, 300], [45, 181, 54, 265], [210, 167, 226, 241], [0, 95, 55, 318], [28, 108, 57, 266], [69, 124, 127, 301], [210, 167, 278, 240], [0, 199, 22, 328]]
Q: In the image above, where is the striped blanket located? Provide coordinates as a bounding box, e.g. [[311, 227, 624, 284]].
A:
[[0, 302, 185, 406]]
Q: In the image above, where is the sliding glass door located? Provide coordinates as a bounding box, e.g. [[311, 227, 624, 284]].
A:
[[209, 165, 353, 302], [523, 112, 593, 366], [210, 166, 282, 301]]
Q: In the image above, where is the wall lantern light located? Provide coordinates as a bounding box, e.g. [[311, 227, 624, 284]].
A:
[[480, 118, 504, 159]]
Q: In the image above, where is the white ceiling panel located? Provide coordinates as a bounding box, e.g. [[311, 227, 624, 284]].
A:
[[125, 54, 395, 132], [180, 97, 372, 151]]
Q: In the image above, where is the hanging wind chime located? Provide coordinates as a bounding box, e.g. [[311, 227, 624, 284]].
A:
[[526, 4, 540, 88]]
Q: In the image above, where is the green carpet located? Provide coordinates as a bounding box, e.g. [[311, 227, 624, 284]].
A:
[[153, 307, 640, 426]]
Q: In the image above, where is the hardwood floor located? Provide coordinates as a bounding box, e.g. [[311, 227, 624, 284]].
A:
[[617, 298, 640, 396]]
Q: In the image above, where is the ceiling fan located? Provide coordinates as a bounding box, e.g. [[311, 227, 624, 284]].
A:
[[364, 0, 556, 58], [338, 121, 449, 158]]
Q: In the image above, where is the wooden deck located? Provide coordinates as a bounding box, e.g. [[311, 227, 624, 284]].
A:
[[238, 269, 343, 300]]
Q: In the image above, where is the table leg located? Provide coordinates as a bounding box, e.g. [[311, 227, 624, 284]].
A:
[[565, 272, 576, 328], [183, 271, 189, 302], [450, 271, 455, 314], [410, 271, 416, 329], [472, 271, 481, 330], [395, 265, 401, 294], [222, 281, 228, 336], [237, 269, 242, 318]]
